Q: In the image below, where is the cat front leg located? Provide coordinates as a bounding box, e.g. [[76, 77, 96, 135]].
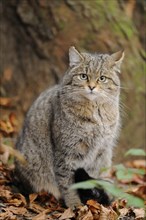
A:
[[55, 168, 82, 209]]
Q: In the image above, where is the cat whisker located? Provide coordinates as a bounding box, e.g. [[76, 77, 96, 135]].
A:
[[116, 85, 132, 91], [101, 91, 128, 113]]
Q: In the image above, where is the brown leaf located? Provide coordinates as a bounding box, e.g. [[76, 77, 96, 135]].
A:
[[8, 193, 27, 207], [127, 184, 146, 200], [0, 210, 17, 220], [8, 198, 23, 207], [77, 205, 90, 220], [125, 160, 146, 169], [134, 208, 145, 219], [15, 193, 27, 206], [9, 113, 18, 127], [119, 174, 145, 184], [29, 193, 38, 204], [119, 207, 129, 217], [59, 208, 75, 220], [86, 199, 101, 210], [28, 203, 46, 214], [81, 210, 93, 220], [32, 212, 47, 220], [3, 206, 27, 215], [0, 97, 19, 107], [0, 120, 14, 134], [0, 143, 27, 165], [0, 188, 12, 201], [0, 149, 9, 164], [99, 205, 118, 220]]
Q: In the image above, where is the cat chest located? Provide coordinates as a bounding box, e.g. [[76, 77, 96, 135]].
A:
[[72, 140, 104, 170]]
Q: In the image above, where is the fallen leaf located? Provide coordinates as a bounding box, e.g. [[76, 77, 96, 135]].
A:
[[0, 188, 12, 201], [32, 212, 46, 220], [134, 208, 145, 219], [28, 203, 46, 213], [126, 160, 146, 169], [8, 193, 27, 207], [0, 143, 27, 165], [99, 205, 118, 220], [77, 205, 89, 219], [0, 210, 17, 220], [0, 97, 19, 107], [127, 185, 146, 200], [9, 113, 18, 127], [59, 208, 75, 220], [119, 207, 129, 217], [81, 210, 93, 220], [0, 150, 9, 164], [86, 199, 101, 210], [0, 120, 14, 134], [29, 193, 38, 204], [3, 206, 27, 215]]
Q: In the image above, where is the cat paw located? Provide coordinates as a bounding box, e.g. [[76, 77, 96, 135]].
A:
[[65, 198, 83, 209]]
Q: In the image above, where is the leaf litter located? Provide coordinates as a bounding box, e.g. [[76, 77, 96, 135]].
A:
[[0, 97, 145, 219]]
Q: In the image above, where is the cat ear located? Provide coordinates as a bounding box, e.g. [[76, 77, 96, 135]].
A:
[[110, 50, 124, 73], [69, 46, 83, 67]]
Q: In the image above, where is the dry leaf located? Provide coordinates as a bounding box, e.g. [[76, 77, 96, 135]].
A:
[[0, 97, 19, 107], [59, 208, 75, 220], [0, 188, 12, 201], [126, 160, 146, 169], [87, 199, 101, 210], [134, 208, 145, 219], [3, 206, 27, 215], [81, 210, 93, 220], [77, 205, 89, 219], [28, 203, 46, 213], [0, 210, 17, 220], [8, 193, 27, 207], [0, 150, 9, 164], [29, 193, 38, 204], [9, 113, 18, 127], [0, 120, 14, 134], [0, 143, 27, 165], [99, 205, 118, 220], [32, 212, 47, 220], [127, 184, 146, 200], [119, 207, 129, 217]]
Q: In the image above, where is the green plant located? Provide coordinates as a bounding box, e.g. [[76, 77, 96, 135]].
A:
[[71, 148, 145, 208]]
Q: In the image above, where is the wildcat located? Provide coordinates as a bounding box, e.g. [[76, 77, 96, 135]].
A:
[[15, 46, 124, 208]]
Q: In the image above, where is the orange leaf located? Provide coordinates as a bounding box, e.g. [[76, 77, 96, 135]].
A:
[[0, 97, 19, 107], [29, 193, 38, 204], [9, 113, 18, 127], [59, 208, 75, 220], [87, 199, 101, 210], [0, 120, 14, 134], [32, 212, 46, 220]]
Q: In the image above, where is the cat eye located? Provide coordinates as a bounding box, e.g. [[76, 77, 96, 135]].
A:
[[98, 76, 107, 83], [80, 74, 88, 80]]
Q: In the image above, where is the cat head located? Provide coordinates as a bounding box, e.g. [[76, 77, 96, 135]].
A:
[[62, 47, 124, 103]]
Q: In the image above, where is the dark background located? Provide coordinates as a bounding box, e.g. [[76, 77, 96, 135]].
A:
[[0, 0, 145, 162]]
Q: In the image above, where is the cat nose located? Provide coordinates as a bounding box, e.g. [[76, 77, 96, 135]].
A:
[[88, 85, 95, 91]]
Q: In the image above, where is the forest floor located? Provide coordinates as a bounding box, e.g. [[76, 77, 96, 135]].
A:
[[0, 97, 145, 220]]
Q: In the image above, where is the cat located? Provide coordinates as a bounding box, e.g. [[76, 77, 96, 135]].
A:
[[74, 168, 111, 206], [15, 46, 124, 208]]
